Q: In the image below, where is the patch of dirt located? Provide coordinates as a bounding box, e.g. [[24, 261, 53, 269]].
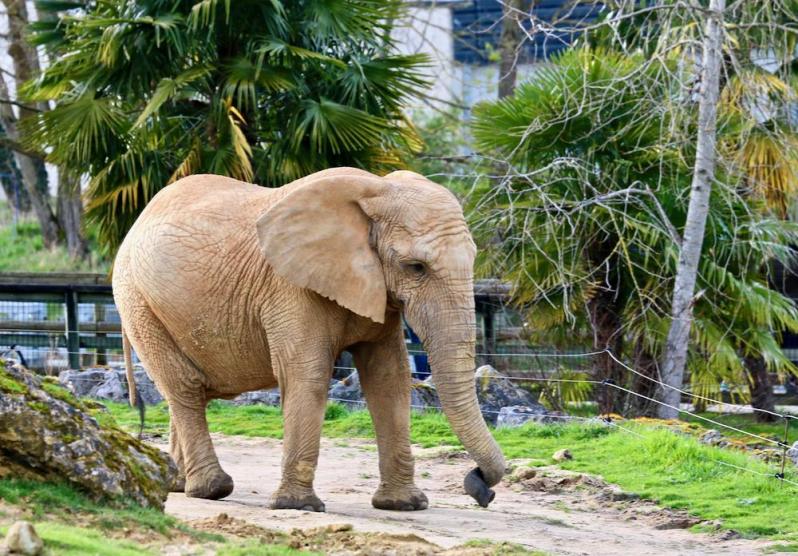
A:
[[160, 434, 774, 556], [505, 464, 704, 532], [190, 513, 530, 555]]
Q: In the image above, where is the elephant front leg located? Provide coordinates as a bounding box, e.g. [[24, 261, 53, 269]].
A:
[[352, 322, 428, 511], [271, 370, 330, 512]]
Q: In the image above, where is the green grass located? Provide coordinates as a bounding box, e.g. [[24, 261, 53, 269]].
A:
[[0, 202, 107, 271], [0, 522, 151, 556], [0, 479, 214, 539], [106, 400, 798, 540], [685, 412, 798, 445], [0, 479, 327, 554], [216, 540, 314, 556]]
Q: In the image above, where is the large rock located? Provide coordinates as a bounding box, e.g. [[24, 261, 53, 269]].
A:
[[231, 389, 280, 406], [0, 360, 176, 509], [410, 379, 441, 410], [59, 366, 164, 405], [324, 366, 551, 424], [496, 405, 557, 427], [474, 365, 547, 425], [328, 372, 366, 410]]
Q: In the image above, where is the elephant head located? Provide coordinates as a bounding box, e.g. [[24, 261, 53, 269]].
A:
[[256, 168, 506, 505]]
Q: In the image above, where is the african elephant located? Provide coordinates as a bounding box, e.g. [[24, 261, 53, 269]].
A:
[[113, 167, 506, 511]]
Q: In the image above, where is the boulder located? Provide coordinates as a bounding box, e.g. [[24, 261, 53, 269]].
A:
[[496, 405, 552, 427], [4, 521, 42, 556], [328, 372, 365, 410], [410, 379, 441, 410], [699, 429, 725, 446], [231, 389, 281, 406], [59, 367, 164, 405], [474, 365, 547, 425], [0, 360, 176, 509]]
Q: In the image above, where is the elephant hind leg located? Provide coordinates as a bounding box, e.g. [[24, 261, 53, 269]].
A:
[[169, 418, 186, 493], [170, 397, 233, 500], [122, 301, 233, 500]]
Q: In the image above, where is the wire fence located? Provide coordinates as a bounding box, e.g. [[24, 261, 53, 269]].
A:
[[21, 344, 796, 494]]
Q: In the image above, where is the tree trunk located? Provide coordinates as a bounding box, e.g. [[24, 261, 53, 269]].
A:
[[658, 0, 725, 419], [628, 345, 660, 417], [0, 0, 62, 248], [0, 132, 29, 211], [56, 171, 88, 259], [588, 289, 625, 415], [745, 356, 778, 423], [498, 0, 525, 99]]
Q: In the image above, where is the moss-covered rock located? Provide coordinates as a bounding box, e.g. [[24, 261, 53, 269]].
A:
[[0, 360, 176, 509]]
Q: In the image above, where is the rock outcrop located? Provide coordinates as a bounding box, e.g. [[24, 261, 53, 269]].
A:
[[322, 366, 552, 424], [496, 405, 560, 427], [56, 362, 558, 428], [59, 366, 164, 405], [474, 365, 548, 425], [0, 360, 176, 509]]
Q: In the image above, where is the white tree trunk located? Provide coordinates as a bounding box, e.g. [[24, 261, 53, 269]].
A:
[[658, 0, 725, 419]]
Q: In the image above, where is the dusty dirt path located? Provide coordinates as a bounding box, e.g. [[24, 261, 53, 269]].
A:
[[162, 434, 771, 555]]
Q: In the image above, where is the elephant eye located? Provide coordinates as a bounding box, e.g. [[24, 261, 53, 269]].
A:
[[404, 261, 427, 276]]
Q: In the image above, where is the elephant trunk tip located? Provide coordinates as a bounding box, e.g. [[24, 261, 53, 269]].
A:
[[464, 467, 496, 508]]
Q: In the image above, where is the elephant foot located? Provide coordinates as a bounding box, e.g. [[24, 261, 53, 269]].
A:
[[270, 488, 325, 512], [372, 485, 429, 511], [185, 468, 234, 500]]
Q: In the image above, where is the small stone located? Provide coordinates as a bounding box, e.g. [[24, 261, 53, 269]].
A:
[[324, 524, 353, 533], [511, 467, 537, 481], [718, 529, 741, 540], [653, 516, 701, 530], [700, 429, 723, 445], [553, 449, 573, 462], [5, 521, 43, 556], [605, 486, 640, 502]]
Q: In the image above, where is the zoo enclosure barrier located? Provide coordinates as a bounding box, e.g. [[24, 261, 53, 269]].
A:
[[0, 272, 122, 371], [0, 273, 552, 374]]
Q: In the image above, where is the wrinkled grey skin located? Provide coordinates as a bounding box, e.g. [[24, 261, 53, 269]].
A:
[[113, 168, 505, 511]]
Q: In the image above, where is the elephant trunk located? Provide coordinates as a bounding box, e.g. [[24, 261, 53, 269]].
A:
[[412, 298, 506, 506]]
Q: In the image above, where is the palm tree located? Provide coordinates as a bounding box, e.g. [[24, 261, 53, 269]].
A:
[[470, 47, 798, 416], [590, 0, 798, 420], [23, 0, 428, 252]]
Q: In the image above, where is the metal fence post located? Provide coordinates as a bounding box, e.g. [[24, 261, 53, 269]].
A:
[[65, 289, 80, 369], [484, 305, 496, 367]]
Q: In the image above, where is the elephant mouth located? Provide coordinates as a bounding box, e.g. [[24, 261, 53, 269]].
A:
[[463, 467, 496, 508]]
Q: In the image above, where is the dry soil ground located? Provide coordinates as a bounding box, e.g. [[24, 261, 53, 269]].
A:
[[161, 434, 775, 556]]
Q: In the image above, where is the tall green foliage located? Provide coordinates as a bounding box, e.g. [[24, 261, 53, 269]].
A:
[[470, 48, 798, 412], [24, 0, 428, 251]]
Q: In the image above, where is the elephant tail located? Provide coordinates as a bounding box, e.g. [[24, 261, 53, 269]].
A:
[[122, 328, 137, 407]]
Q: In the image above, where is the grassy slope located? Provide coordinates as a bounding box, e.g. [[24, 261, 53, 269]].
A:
[[0, 202, 108, 272], [107, 400, 798, 541]]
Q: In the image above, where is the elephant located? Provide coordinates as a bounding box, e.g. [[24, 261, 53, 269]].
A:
[[113, 167, 506, 512]]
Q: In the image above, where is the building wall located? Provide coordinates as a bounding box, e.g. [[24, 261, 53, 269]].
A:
[[393, 5, 548, 114]]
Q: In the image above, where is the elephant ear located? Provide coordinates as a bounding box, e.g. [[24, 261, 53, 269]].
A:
[[256, 173, 391, 324]]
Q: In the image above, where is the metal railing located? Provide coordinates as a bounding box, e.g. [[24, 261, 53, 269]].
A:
[[0, 273, 524, 372], [0, 272, 121, 370]]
